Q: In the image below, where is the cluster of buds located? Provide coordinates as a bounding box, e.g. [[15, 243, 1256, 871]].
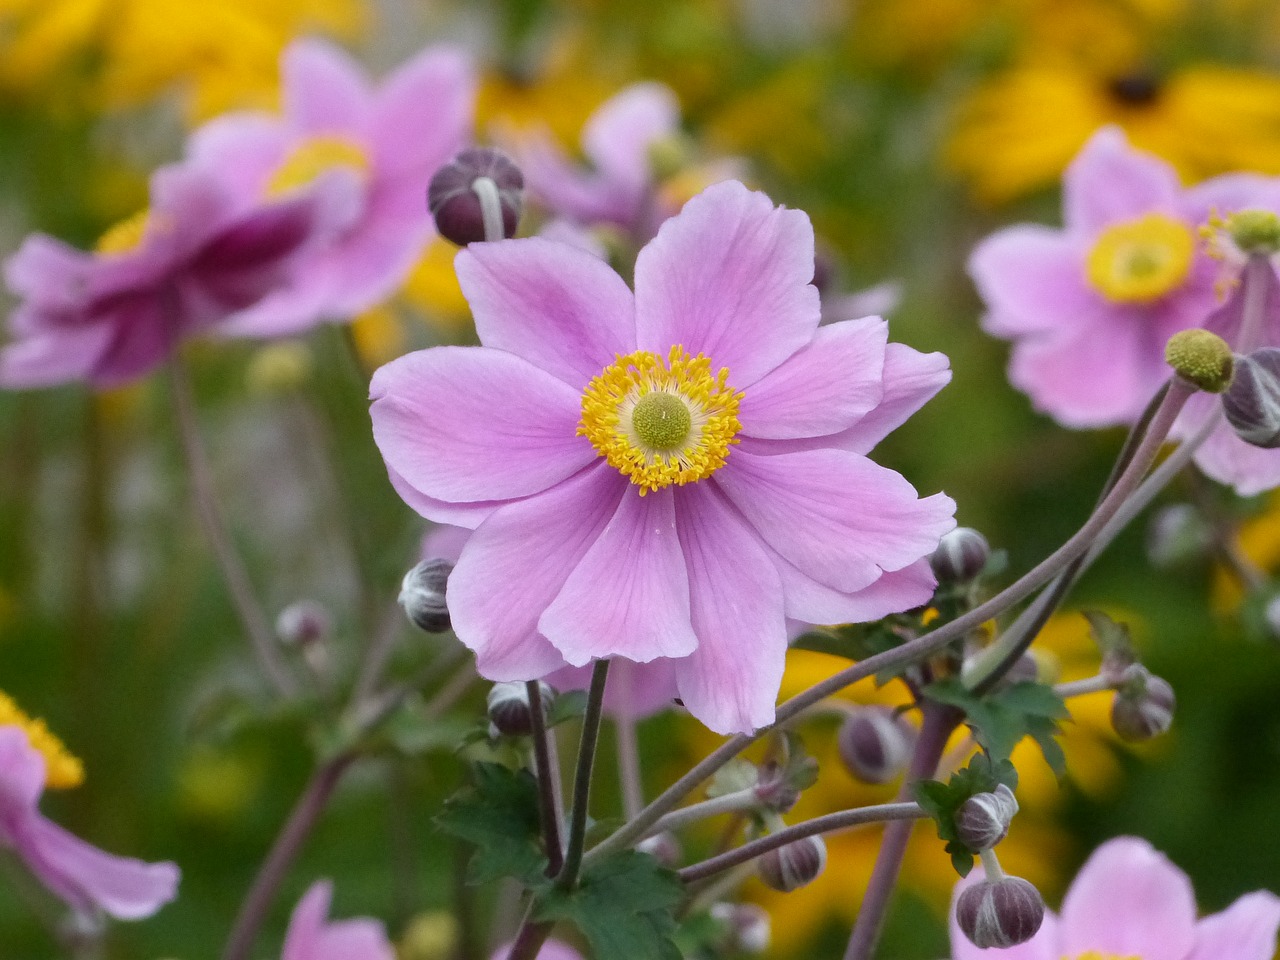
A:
[[1110, 665, 1176, 741]]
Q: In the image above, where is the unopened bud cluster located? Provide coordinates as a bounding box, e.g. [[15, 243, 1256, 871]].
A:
[[400, 558, 452, 633], [837, 707, 914, 784], [955, 784, 1018, 851], [955, 875, 1045, 949], [1111, 667, 1175, 741]]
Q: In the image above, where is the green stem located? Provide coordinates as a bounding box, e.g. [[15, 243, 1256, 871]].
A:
[[528, 681, 565, 875]]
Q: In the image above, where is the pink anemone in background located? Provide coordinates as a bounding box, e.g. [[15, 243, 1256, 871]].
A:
[[187, 37, 474, 337], [281, 880, 395, 960], [371, 179, 955, 735], [0, 727, 179, 920]]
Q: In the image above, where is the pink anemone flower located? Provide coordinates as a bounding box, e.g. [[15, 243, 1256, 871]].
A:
[[281, 880, 395, 960], [371, 180, 955, 734], [0, 727, 178, 920], [969, 127, 1221, 428], [950, 836, 1280, 960], [0, 164, 340, 389], [187, 38, 474, 338], [491, 939, 582, 960]]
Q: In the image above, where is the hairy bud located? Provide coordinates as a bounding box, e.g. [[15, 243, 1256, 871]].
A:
[[955, 784, 1019, 851], [1165, 329, 1234, 392], [1224, 347, 1280, 447], [400, 559, 452, 633], [837, 707, 914, 784], [955, 876, 1045, 949], [275, 600, 330, 647], [1111, 670, 1175, 741], [930, 527, 991, 584], [428, 148, 524, 245], [486, 681, 554, 737], [709, 903, 771, 955], [758, 835, 827, 892]]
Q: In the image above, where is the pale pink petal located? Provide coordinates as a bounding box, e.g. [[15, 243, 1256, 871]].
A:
[[491, 938, 584, 960], [831, 343, 951, 455], [283, 881, 332, 960], [1187, 891, 1280, 960], [309, 918, 395, 960], [185, 112, 289, 198], [420, 524, 471, 564], [0, 326, 114, 389], [547, 657, 680, 720], [1059, 837, 1197, 960], [949, 870, 1059, 960], [673, 482, 786, 734], [448, 466, 625, 680], [520, 134, 625, 225], [778, 555, 936, 626], [4, 235, 92, 309], [456, 238, 636, 387], [583, 83, 679, 191], [540, 487, 697, 665], [969, 226, 1093, 338], [738, 317, 887, 440], [383, 464, 513, 528], [1064, 127, 1185, 235], [13, 815, 179, 920], [1189, 416, 1280, 496], [714, 445, 955, 593], [1185, 172, 1280, 226], [0, 728, 45, 813], [371, 46, 474, 179], [283, 39, 372, 137], [370, 346, 594, 503], [634, 180, 820, 387]]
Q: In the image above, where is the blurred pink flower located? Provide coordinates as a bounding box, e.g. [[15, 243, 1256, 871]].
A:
[[1, 165, 338, 389], [282, 880, 394, 960], [969, 127, 1221, 428], [0, 727, 178, 920], [188, 38, 474, 337], [490, 939, 582, 960], [951, 836, 1280, 960], [371, 180, 954, 734]]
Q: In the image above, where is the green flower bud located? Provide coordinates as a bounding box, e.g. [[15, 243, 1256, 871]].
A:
[[1227, 210, 1280, 256], [1164, 329, 1234, 392]]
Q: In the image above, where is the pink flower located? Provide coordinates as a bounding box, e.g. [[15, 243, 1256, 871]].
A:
[[188, 38, 474, 337], [371, 180, 955, 734], [281, 880, 395, 960], [951, 836, 1280, 960], [1, 165, 337, 389], [969, 127, 1221, 428], [0, 727, 178, 919], [490, 939, 582, 960]]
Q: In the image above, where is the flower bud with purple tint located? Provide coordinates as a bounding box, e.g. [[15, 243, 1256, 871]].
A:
[[930, 527, 991, 584], [955, 784, 1018, 851], [1223, 347, 1280, 448], [955, 875, 1045, 949], [837, 707, 914, 784], [428, 148, 524, 245], [1111, 670, 1175, 741], [400, 558, 453, 634], [485, 681, 554, 737], [758, 835, 827, 892]]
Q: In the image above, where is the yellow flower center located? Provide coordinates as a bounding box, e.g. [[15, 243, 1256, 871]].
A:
[[1086, 213, 1194, 303], [578, 346, 743, 495], [267, 135, 370, 196], [95, 208, 152, 256], [0, 691, 83, 789], [1066, 953, 1140, 960]]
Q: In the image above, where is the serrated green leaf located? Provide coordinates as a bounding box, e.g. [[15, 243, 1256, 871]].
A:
[[546, 690, 588, 729], [996, 681, 1069, 719], [1083, 609, 1135, 661], [436, 762, 548, 887]]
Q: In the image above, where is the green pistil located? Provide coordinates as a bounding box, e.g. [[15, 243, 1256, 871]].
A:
[[632, 391, 692, 451]]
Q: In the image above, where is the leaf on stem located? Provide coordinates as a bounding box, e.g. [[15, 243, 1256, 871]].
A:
[[914, 753, 1018, 876], [436, 761, 549, 886]]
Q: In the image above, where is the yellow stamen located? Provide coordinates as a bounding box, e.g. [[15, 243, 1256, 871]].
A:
[[579, 346, 743, 495], [1066, 953, 1140, 960], [267, 135, 370, 196], [95, 208, 152, 256], [1086, 213, 1194, 303], [0, 691, 83, 789]]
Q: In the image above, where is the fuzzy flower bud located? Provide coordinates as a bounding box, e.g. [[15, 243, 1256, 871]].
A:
[[399, 558, 452, 633], [275, 600, 330, 647], [930, 527, 991, 584], [1165, 329, 1234, 393], [1223, 347, 1280, 447], [486, 681, 554, 737], [709, 903, 771, 955], [955, 784, 1019, 851], [1111, 671, 1175, 741], [757, 835, 827, 892], [955, 876, 1045, 949], [1227, 210, 1280, 256], [428, 148, 524, 245], [837, 707, 914, 784]]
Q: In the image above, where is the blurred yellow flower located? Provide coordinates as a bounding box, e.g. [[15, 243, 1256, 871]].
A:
[[0, 0, 364, 120]]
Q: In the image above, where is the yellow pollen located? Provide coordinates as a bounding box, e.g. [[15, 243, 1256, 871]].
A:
[[95, 208, 152, 256], [0, 691, 83, 789], [1086, 214, 1194, 303], [1065, 953, 1140, 960], [267, 135, 370, 196], [579, 346, 743, 495]]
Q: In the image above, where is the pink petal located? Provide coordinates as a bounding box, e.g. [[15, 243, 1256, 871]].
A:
[[1064, 127, 1184, 235], [383, 463, 513, 528], [4, 235, 92, 310], [520, 134, 625, 226], [13, 815, 179, 920], [778, 556, 937, 626], [1188, 414, 1280, 497], [634, 180, 821, 387], [1188, 891, 1280, 960], [547, 657, 680, 720], [583, 83, 679, 192], [540, 487, 697, 665], [456, 238, 636, 387], [0, 728, 45, 813], [282, 39, 372, 137], [738, 317, 887, 440], [0, 326, 114, 389], [1059, 836, 1197, 960], [448, 465, 626, 680], [491, 938, 584, 960], [283, 881, 333, 960], [714, 445, 955, 593], [949, 871, 1059, 960], [1185, 172, 1280, 225], [673, 482, 786, 734], [371, 46, 474, 180], [832, 343, 951, 455], [370, 346, 594, 504], [969, 226, 1093, 338], [185, 112, 289, 199]]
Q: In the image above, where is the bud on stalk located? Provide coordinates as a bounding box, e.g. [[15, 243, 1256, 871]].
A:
[[428, 148, 524, 245], [955, 875, 1045, 949], [758, 835, 827, 892]]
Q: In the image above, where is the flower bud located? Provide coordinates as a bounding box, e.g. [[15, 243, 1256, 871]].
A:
[[1111, 672, 1175, 741], [757, 835, 827, 892], [1223, 347, 1280, 447], [275, 600, 330, 647], [709, 903, 771, 955], [837, 707, 914, 784], [1227, 209, 1280, 255], [428, 148, 524, 245], [399, 559, 452, 633], [954, 784, 1018, 851], [636, 831, 682, 868], [486, 681, 554, 737], [753, 761, 805, 813], [1165, 329, 1234, 393], [930, 527, 991, 584], [955, 876, 1045, 949]]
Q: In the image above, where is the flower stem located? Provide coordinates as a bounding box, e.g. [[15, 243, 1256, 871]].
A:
[[616, 710, 645, 820], [646, 788, 762, 838], [677, 802, 924, 885], [527, 681, 565, 875], [1054, 675, 1115, 698], [556, 660, 610, 891], [168, 359, 296, 697]]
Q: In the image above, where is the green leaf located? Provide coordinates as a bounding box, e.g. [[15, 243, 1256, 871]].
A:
[[546, 690, 588, 729], [1083, 609, 1136, 664], [913, 754, 1018, 876], [925, 678, 1067, 769], [436, 762, 549, 887], [535, 852, 683, 960]]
